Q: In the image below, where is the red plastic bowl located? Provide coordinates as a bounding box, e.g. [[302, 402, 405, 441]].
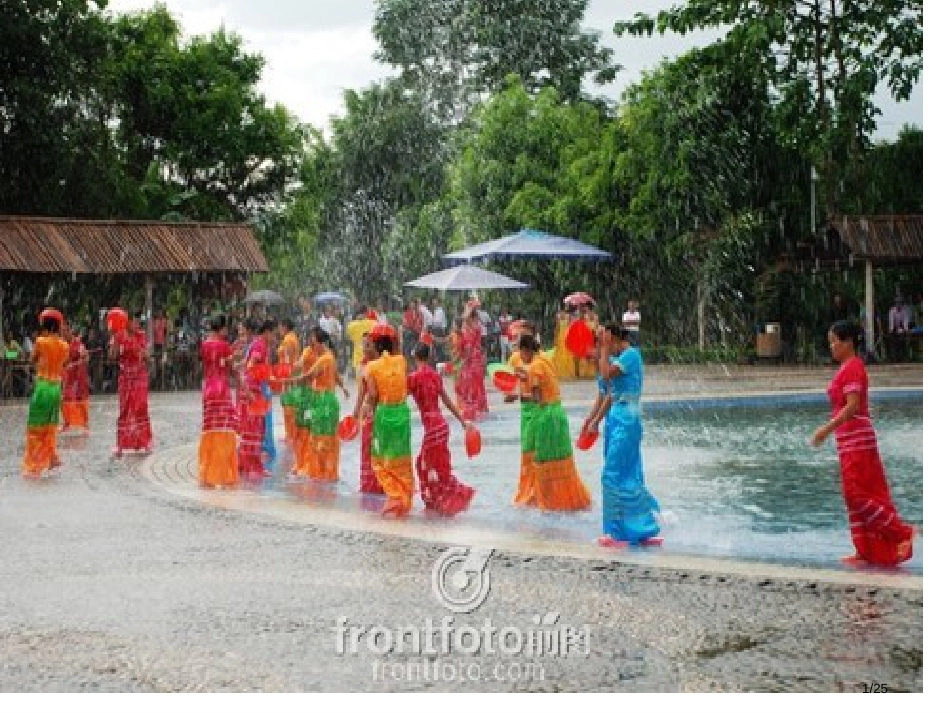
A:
[[576, 430, 599, 451], [248, 363, 271, 381], [492, 370, 519, 394], [465, 426, 482, 458], [248, 396, 270, 416], [565, 320, 595, 358], [338, 415, 358, 441], [40, 307, 65, 327], [106, 307, 128, 333]]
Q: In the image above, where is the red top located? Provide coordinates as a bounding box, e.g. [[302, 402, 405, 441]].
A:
[[408, 364, 442, 416], [115, 328, 147, 369], [827, 356, 877, 455], [201, 338, 233, 384], [403, 308, 423, 334]]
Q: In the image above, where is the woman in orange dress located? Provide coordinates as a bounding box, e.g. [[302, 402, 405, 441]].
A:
[[506, 321, 540, 506], [23, 312, 70, 478], [517, 334, 591, 511], [364, 325, 415, 516], [551, 309, 577, 380], [199, 313, 239, 488], [110, 317, 153, 456], [811, 320, 915, 567], [61, 323, 90, 433], [296, 328, 349, 480]]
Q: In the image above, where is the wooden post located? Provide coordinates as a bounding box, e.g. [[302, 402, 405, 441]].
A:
[[145, 275, 154, 351], [697, 282, 705, 350], [865, 260, 875, 357]]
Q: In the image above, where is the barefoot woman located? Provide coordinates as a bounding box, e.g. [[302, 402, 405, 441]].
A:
[[811, 320, 914, 567]]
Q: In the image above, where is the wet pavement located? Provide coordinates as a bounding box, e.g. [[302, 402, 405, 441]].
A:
[[0, 365, 924, 691]]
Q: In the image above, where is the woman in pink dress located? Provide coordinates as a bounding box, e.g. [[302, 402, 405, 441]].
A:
[[110, 317, 152, 456], [408, 341, 476, 516], [237, 319, 274, 482], [455, 302, 489, 421]]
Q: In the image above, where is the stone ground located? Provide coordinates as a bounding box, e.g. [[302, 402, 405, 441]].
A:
[[0, 365, 923, 692]]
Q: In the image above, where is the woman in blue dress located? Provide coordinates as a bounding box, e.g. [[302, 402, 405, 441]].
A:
[[582, 322, 662, 548]]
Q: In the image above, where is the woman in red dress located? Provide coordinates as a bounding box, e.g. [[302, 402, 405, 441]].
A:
[[61, 324, 90, 433], [408, 341, 476, 516], [237, 319, 274, 482], [110, 317, 152, 456], [811, 320, 914, 567], [455, 302, 488, 421]]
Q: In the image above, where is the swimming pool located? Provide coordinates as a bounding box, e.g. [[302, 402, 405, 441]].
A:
[[264, 391, 923, 573]]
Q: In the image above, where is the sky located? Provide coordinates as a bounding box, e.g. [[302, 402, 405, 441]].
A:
[[106, 0, 923, 141]]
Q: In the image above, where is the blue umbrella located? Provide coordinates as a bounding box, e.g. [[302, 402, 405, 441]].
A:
[[313, 291, 349, 304], [442, 228, 612, 264]]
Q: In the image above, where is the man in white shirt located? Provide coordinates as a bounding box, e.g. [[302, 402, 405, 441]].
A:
[[429, 297, 447, 361], [887, 296, 911, 362], [622, 300, 641, 345]]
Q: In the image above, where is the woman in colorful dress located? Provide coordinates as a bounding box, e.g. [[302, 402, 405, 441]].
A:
[[199, 313, 238, 488], [408, 341, 476, 516], [276, 318, 302, 451], [517, 334, 591, 511], [506, 321, 540, 507], [582, 323, 662, 548], [364, 325, 415, 516], [352, 335, 384, 494], [23, 312, 70, 478], [297, 328, 349, 481], [290, 329, 318, 477], [110, 316, 153, 456], [61, 323, 90, 433], [810, 320, 914, 567], [455, 302, 489, 421], [551, 309, 577, 381], [237, 319, 274, 481]]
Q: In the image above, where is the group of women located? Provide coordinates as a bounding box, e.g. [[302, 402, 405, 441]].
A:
[[21, 311, 154, 479], [20, 304, 915, 569]]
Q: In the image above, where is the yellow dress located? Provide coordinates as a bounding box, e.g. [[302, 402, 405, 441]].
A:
[[552, 315, 577, 381]]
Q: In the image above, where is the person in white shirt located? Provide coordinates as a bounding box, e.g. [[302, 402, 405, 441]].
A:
[[429, 297, 447, 361], [622, 300, 641, 344]]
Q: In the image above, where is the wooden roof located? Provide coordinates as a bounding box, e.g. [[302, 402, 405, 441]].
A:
[[0, 216, 268, 274], [828, 215, 923, 263]]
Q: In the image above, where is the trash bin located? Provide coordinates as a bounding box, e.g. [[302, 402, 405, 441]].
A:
[[756, 323, 782, 359]]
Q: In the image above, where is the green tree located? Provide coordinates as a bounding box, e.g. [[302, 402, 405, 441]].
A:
[[616, 0, 923, 216], [374, 0, 619, 122], [0, 0, 132, 217], [110, 7, 304, 221]]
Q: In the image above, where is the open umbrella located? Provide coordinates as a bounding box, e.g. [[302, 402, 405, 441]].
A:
[[443, 228, 612, 264], [405, 265, 529, 291], [563, 292, 595, 307], [313, 291, 348, 304], [245, 289, 284, 306]]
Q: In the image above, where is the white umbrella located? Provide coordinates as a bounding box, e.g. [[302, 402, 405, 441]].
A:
[[405, 265, 529, 291], [245, 289, 284, 306]]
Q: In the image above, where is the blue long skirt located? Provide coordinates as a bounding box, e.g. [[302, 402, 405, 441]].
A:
[[262, 383, 277, 463], [602, 404, 660, 542]]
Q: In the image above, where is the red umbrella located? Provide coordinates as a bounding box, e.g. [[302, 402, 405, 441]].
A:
[[563, 292, 595, 307]]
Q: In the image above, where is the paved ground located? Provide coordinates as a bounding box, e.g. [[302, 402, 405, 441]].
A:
[[0, 365, 923, 691]]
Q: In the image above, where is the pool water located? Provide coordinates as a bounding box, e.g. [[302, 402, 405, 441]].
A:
[[261, 395, 923, 573]]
